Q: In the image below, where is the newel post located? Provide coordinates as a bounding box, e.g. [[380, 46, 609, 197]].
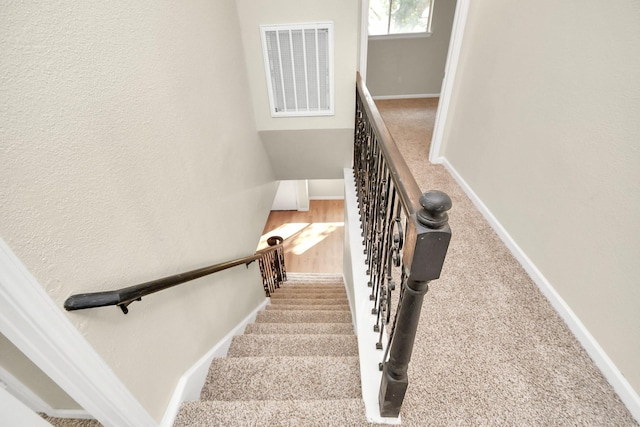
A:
[[379, 191, 452, 417]]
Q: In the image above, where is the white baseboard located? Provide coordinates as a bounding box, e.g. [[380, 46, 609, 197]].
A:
[[372, 93, 440, 100], [159, 299, 270, 427], [440, 157, 640, 423]]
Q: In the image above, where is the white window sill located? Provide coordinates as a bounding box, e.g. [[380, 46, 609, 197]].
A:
[[368, 32, 432, 41]]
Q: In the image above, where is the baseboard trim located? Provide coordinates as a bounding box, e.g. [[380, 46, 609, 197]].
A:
[[440, 158, 640, 423], [159, 298, 270, 427], [372, 93, 440, 100]]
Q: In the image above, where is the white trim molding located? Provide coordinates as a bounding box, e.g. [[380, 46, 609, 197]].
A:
[[440, 158, 640, 423], [0, 239, 156, 427], [372, 94, 440, 100], [429, 0, 470, 163], [160, 299, 270, 427]]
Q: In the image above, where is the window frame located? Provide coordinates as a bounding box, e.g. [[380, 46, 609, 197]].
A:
[[368, 0, 435, 39]]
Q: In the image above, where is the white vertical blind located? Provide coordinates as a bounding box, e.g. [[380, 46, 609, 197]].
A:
[[261, 23, 334, 117]]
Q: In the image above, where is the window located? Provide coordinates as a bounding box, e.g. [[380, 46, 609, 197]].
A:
[[368, 0, 434, 37], [260, 22, 334, 117]]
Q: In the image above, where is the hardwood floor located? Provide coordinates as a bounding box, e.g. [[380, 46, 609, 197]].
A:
[[256, 99, 437, 275], [259, 200, 344, 273]]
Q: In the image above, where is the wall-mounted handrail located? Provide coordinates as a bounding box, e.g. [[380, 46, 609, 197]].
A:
[[354, 72, 452, 417], [64, 236, 286, 314]]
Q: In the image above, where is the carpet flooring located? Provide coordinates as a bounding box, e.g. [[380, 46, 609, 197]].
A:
[[373, 98, 637, 426], [174, 273, 369, 426]]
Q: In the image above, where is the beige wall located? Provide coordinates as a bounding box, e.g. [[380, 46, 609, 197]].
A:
[[366, 0, 457, 97], [236, 0, 359, 179], [441, 0, 640, 394], [261, 129, 354, 180], [0, 0, 276, 421], [0, 333, 80, 410]]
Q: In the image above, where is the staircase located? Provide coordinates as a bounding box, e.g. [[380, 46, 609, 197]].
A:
[[173, 273, 368, 426]]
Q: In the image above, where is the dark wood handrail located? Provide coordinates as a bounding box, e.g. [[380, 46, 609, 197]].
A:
[[64, 236, 284, 314], [356, 72, 423, 216]]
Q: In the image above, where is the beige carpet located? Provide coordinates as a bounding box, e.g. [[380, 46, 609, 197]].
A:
[[374, 98, 637, 426], [174, 273, 370, 426]]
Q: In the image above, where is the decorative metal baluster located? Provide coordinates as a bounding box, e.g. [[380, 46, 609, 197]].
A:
[[368, 149, 388, 311], [372, 170, 395, 331], [375, 198, 402, 348]]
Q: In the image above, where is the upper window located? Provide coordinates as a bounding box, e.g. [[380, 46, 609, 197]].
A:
[[368, 0, 434, 37]]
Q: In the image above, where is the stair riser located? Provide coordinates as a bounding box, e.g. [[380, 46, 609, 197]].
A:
[[243, 323, 354, 335], [266, 305, 350, 311], [227, 335, 358, 357], [270, 298, 348, 306], [271, 293, 346, 300]]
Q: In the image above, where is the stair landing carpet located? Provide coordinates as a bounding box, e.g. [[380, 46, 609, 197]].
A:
[[173, 273, 371, 426]]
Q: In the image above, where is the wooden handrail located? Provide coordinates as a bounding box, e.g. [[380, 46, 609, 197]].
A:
[[64, 236, 285, 314], [356, 72, 423, 216]]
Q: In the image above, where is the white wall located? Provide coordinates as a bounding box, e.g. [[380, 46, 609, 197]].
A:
[[440, 0, 640, 397], [0, 0, 276, 421], [309, 179, 345, 199], [366, 0, 457, 97]]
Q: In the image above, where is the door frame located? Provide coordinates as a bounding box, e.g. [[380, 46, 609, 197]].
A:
[[429, 0, 470, 162], [358, 0, 470, 162]]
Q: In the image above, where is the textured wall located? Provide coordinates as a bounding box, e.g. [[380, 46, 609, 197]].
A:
[[0, 0, 276, 421], [442, 0, 640, 394], [366, 0, 457, 97]]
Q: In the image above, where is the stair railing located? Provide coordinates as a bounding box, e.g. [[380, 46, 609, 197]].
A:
[[354, 72, 452, 417], [63, 236, 286, 314]]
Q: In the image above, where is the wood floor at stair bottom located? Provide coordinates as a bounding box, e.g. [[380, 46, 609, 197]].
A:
[[173, 275, 365, 426]]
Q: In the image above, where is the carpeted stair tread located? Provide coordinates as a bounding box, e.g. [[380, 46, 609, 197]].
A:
[[266, 304, 350, 311], [227, 334, 358, 357], [244, 323, 354, 335], [174, 398, 368, 427], [200, 356, 361, 401], [270, 292, 346, 300], [279, 282, 346, 289], [270, 298, 349, 306], [274, 286, 346, 293], [286, 273, 344, 282], [255, 310, 352, 324]]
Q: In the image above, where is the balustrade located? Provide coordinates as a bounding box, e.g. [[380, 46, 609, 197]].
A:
[[354, 73, 452, 417]]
